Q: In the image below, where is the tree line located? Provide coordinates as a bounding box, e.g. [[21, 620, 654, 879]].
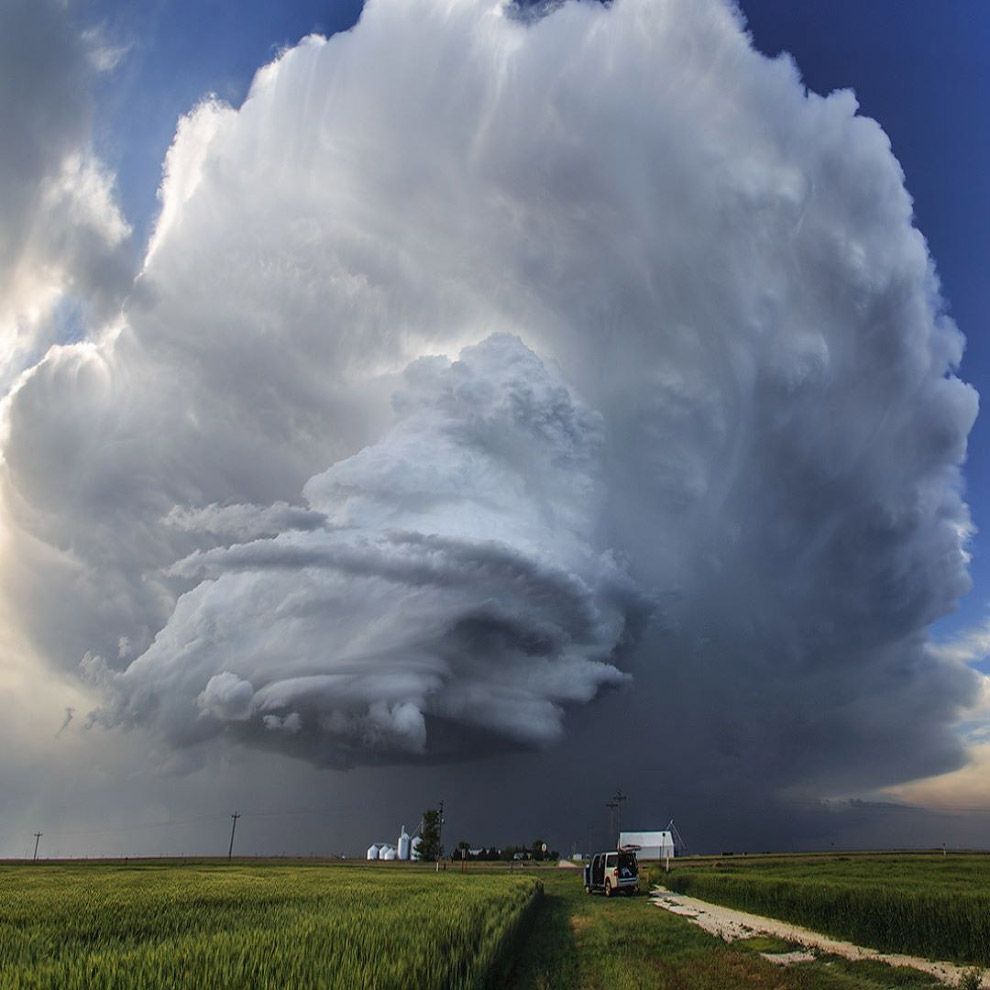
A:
[[417, 807, 558, 862]]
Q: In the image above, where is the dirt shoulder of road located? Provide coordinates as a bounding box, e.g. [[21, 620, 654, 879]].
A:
[[651, 886, 987, 988]]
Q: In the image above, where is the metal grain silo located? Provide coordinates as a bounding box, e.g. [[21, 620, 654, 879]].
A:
[[366, 843, 381, 860], [398, 826, 411, 861]]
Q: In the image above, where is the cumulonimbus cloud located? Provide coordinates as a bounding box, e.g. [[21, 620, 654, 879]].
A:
[[92, 335, 638, 764], [0, 0, 979, 793]]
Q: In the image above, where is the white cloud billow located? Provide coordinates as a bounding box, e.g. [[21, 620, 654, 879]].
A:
[[0, 0, 132, 389], [0, 0, 979, 793], [101, 335, 635, 763]]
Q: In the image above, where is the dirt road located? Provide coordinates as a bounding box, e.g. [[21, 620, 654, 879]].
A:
[[650, 886, 986, 987]]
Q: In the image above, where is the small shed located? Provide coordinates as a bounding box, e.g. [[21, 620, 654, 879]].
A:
[[619, 830, 675, 861]]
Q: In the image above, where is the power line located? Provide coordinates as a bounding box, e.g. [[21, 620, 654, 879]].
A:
[[5, 805, 365, 845], [13, 812, 231, 840]]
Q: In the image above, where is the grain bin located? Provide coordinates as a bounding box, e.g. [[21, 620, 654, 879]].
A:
[[366, 843, 382, 860], [398, 827, 411, 861], [381, 845, 397, 861]]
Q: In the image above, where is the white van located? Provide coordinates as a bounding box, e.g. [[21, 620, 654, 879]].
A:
[[583, 850, 639, 896]]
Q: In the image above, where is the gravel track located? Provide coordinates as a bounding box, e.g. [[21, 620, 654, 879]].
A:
[[650, 886, 987, 987]]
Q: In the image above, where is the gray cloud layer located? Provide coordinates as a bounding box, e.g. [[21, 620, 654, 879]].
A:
[[0, 0, 979, 816], [0, 0, 132, 385]]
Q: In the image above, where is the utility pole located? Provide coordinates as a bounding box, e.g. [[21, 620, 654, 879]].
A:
[[605, 799, 618, 848], [613, 789, 627, 844], [228, 813, 240, 861], [32, 833, 42, 861], [435, 801, 444, 874]]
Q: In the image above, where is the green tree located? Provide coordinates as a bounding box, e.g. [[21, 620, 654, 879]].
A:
[[418, 808, 443, 861]]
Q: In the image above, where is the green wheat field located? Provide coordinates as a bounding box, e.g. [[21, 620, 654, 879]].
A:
[[3, 854, 989, 989], [0, 862, 539, 990]]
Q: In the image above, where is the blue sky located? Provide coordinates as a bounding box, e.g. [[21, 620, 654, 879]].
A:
[[87, 0, 363, 243]]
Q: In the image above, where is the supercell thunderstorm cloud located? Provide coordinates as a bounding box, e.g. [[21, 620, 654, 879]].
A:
[[99, 334, 638, 763], [0, 0, 982, 845]]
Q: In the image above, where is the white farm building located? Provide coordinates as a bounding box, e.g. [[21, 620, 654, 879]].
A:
[[619, 830, 675, 861]]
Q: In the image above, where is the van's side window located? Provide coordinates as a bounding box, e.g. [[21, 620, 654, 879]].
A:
[[605, 854, 616, 868]]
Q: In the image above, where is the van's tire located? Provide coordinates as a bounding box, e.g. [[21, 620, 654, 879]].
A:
[[604, 879, 612, 897]]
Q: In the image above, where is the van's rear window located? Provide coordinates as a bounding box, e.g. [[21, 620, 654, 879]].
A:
[[618, 853, 638, 874]]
